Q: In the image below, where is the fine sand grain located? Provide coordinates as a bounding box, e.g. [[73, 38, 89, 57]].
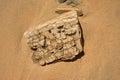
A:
[[0, 0, 120, 80]]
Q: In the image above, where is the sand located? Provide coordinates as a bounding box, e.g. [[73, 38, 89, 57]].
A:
[[0, 0, 120, 80]]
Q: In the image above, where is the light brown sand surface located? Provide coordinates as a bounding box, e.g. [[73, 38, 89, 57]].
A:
[[0, 0, 120, 80]]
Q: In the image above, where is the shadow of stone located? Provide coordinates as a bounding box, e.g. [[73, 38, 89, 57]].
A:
[[79, 21, 85, 48]]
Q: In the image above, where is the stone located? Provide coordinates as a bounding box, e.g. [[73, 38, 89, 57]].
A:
[[24, 11, 83, 66], [66, 0, 72, 5], [55, 51, 63, 59], [61, 33, 67, 39], [56, 7, 83, 16], [39, 59, 45, 66], [32, 39, 39, 43], [57, 0, 67, 3], [75, 39, 82, 52], [66, 0, 79, 6], [39, 40, 44, 46], [48, 56, 55, 63]]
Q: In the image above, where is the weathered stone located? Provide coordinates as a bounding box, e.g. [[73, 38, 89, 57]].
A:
[[39, 59, 45, 66], [56, 8, 83, 16], [24, 11, 83, 66], [61, 33, 67, 39], [55, 51, 63, 59], [57, 0, 67, 3]]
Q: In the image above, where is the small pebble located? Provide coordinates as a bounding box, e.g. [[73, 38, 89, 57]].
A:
[[57, 0, 67, 3]]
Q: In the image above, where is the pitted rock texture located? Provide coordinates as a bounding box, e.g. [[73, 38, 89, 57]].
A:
[[24, 11, 83, 66]]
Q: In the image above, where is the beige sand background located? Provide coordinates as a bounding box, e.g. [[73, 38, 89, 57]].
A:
[[0, 0, 120, 80]]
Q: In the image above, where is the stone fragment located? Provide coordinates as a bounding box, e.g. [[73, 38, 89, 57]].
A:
[[47, 46, 53, 51], [48, 56, 55, 63], [56, 39, 62, 43], [24, 11, 83, 66], [58, 0, 67, 3], [62, 50, 73, 60], [75, 39, 82, 52], [32, 39, 39, 43], [39, 40, 44, 46], [61, 33, 67, 39], [56, 8, 83, 16], [39, 59, 45, 66], [55, 51, 63, 59], [66, 0, 72, 5], [50, 55, 56, 61]]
